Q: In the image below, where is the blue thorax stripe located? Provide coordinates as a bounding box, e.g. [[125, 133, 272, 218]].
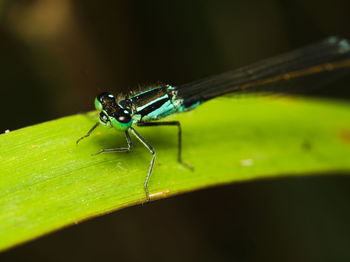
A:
[[136, 95, 169, 117]]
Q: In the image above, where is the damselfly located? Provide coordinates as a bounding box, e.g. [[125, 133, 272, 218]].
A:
[[77, 37, 350, 201]]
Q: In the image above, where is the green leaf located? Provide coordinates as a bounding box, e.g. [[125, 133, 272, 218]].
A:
[[1, 96, 350, 251]]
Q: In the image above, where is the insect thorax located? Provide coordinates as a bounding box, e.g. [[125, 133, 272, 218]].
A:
[[119, 85, 183, 122]]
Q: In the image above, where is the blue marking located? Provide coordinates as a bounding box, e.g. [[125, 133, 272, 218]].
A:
[[142, 100, 177, 121], [178, 101, 201, 112]]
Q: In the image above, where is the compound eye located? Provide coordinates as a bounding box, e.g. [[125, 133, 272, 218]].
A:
[[99, 112, 109, 124], [95, 92, 116, 111], [95, 97, 103, 111], [107, 93, 115, 99], [111, 109, 131, 124], [109, 109, 132, 131], [97, 92, 114, 100], [118, 114, 131, 123]]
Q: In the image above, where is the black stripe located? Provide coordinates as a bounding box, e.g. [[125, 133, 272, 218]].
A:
[[137, 98, 169, 117]]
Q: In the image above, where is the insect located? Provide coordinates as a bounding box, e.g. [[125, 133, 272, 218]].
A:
[[77, 37, 350, 201]]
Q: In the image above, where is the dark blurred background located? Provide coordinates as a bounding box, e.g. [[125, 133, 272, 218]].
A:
[[1, 0, 350, 261]]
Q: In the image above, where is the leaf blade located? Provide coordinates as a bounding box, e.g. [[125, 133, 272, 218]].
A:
[[0, 96, 350, 251]]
